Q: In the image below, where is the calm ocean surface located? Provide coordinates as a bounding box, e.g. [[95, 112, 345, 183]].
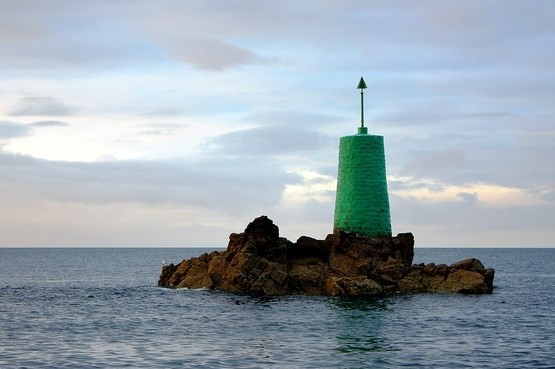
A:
[[1, 247, 553, 368]]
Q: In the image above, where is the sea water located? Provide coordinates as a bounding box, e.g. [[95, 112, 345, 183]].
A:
[[0, 248, 553, 368]]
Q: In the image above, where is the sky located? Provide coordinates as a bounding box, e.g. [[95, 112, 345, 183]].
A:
[[1, 0, 554, 247]]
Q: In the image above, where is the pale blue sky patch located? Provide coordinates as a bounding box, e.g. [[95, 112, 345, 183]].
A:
[[0, 121, 31, 139]]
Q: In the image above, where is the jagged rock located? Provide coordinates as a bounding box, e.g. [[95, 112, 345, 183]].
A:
[[158, 216, 495, 296], [398, 259, 495, 294]]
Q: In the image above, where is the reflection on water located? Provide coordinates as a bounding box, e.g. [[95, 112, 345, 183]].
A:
[[331, 296, 401, 360], [332, 296, 391, 312]]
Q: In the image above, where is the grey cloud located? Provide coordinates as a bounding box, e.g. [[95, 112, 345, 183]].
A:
[[540, 190, 555, 204], [123, 1, 324, 48], [0, 120, 68, 141], [0, 17, 42, 41], [29, 120, 70, 127], [205, 126, 336, 156], [1, 0, 555, 72], [9, 97, 73, 116], [385, 108, 555, 189], [0, 2, 162, 70], [369, 2, 555, 69], [399, 150, 469, 178], [427, 70, 555, 105], [377, 101, 459, 126], [242, 111, 342, 128], [461, 112, 520, 120], [169, 35, 259, 71], [1, 0, 554, 83], [388, 177, 445, 193], [390, 194, 555, 245], [0, 148, 306, 246], [457, 192, 479, 205], [0, 150, 300, 214], [377, 99, 522, 127], [472, 142, 555, 189], [372, 82, 553, 192], [0, 121, 31, 139]]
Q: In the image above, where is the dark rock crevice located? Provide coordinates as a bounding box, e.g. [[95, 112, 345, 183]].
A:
[[159, 216, 495, 297]]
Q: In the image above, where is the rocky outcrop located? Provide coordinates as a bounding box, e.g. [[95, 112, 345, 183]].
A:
[[158, 216, 495, 297], [399, 258, 496, 294]]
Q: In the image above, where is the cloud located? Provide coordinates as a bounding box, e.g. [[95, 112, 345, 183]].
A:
[[206, 126, 336, 156], [0, 149, 304, 245], [540, 190, 555, 204], [0, 150, 299, 212], [137, 123, 188, 136], [390, 193, 555, 246], [0, 120, 68, 143], [0, 2, 162, 70], [9, 97, 73, 116], [242, 111, 342, 128], [390, 175, 549, 208], [0, 121, 31, 139], [0, 1, 554, 246], [282, 170, 336, 206], [456, 192, 478, 205], [1, 0, 555, 75], [399, 150, 469, 178], [29, 120, 70, 127], [168, 35, 260, 70]]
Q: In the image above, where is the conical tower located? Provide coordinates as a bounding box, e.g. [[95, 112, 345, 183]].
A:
[[333, 78, 392, 237]]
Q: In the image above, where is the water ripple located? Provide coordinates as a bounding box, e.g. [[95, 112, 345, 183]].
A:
[[1, 248, 554, 368]]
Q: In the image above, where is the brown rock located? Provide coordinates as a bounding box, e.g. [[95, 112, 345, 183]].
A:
[[324, 276, 383, 297], [398, 266, 425, 294], [398, 258, 495, 294], [450, 258, 485, 273], [158, 216, 495, 296], [289, 257, 329, 295], [436, 269, 487, 294], [372, 256, 407, 285]]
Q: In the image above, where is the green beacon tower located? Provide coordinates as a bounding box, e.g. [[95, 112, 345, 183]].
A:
[[333, 77, 392, 237]]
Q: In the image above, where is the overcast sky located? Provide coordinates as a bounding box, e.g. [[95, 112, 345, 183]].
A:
[[1, 0, 554, 247]]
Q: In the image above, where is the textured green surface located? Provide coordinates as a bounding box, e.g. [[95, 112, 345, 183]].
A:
[[333, 133, 392, 237]]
